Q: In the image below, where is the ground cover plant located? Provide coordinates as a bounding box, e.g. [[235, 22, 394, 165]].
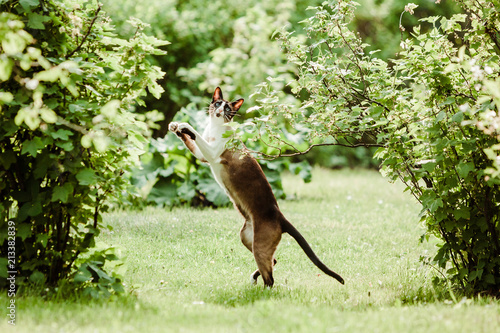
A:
[[1, 169, 498, 332]]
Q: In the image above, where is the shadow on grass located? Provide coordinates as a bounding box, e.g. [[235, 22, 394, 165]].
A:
[[205, 284, 291, 307]]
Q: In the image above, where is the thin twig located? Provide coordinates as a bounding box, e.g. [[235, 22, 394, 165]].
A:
[[246, 141, 383, 160], [67, 5, 102, 58]]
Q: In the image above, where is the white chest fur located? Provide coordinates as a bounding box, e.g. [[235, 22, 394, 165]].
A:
[[201, 117, 230, 191]]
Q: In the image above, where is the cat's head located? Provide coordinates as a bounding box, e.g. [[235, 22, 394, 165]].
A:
[[209, 87, 244, 122]]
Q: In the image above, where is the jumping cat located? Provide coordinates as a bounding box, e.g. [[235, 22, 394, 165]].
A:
[[168, 87, 344, 287]]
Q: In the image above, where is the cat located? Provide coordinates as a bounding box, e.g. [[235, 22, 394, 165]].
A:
[[168, 87, 344, 287]]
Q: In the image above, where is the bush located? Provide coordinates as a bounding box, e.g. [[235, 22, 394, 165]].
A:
[[0, 0, 166, 295], [248, 0, 500, 295]]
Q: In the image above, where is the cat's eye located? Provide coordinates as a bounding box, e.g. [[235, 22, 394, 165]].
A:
[[214, 101, 221, 107], [224, 105, 230, 111]]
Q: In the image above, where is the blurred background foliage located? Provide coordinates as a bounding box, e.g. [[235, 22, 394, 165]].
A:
[[101, 0, 460, 128], [99, 0, 461, 207]]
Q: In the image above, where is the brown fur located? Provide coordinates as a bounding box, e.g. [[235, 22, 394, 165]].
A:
[[219, 150, 282, 285], [177, 131, 208, 163], [169, 88, 344, 287]]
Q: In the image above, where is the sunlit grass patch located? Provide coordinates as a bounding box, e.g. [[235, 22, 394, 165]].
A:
[[2, 169, 498, 333]]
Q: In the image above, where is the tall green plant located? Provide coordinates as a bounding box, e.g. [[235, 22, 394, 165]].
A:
[[246, 0, 500, 295], [0, 0, 166, 295]]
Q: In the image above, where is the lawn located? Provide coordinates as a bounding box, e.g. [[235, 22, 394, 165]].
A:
[[2, 168, 499, 332]]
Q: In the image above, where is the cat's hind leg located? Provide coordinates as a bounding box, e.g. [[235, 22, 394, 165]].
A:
[[252, 222, 282, 287], [240, 220, 278, 285], [240, 220, 253, 252], [240, 221, 260, 284]]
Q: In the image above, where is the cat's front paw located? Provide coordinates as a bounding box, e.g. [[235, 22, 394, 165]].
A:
[[168, 122, 179, 133]]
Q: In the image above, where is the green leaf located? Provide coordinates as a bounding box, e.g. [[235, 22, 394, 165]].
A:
[[2, 31, 27, 55], [457, 162, 474, 179], [157, 162, 176, 178], [0, 150, 16, 169], [0, 58, 14, 81], [290, 161, 312, 183], [148, 178, 178, 206], [81, 134, 92, 148], [112, 281, 125, 293], [52, 182, 74, 203], [50, 129, 73, 140], [27, 13, 52, 30], [40, 108, 57, 123], [177, 182, 196, 201], [430, 198, 443, 213], [484, 274, 496, 285], [76, 168, 97, 185], [436, 111, 446, 122], [197, 178, 229, 206], [422, 161, 436, 173], [147, 81, 164, 99], [21, 137, 45, 157], [101, 100, 120, 118], [16, 223, 32, 240], [439, 97, 455, 106], [26, 201, 42, 217], [35, 67, 62, 82], [55, 140, 74, 151], [451, 111, 464, 123], [128, 131, 147, 149], [29, 270, 46, 284], [37, 234, 49, 248], [0, 91, 14, 103], [19, 0, 39, 9], [74, 264, 93, 283], [74, 272, 92, 283], [92, 135, 109, 153], [454, 208, 470, 220]]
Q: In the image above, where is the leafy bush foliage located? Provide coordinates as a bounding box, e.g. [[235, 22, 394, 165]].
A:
[[100, 0, 323, 128], [353, 0, 460, 60], [0, 0, 166, 295], [247, 0, 500, 295]]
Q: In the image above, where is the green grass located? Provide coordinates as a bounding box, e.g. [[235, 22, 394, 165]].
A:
[[2, 169, 499, 332]]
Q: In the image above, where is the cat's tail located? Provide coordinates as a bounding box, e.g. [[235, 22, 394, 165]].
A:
[[280, 217, 345, 285]]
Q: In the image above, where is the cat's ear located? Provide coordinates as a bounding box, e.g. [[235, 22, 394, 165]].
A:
[[212, 87, 223, 102], [231, 99, 244, 111]]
